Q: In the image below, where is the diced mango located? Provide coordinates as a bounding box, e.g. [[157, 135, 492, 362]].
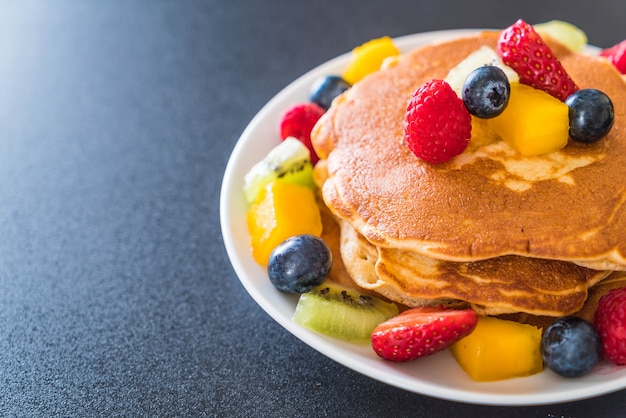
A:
[[342, 36, 400, 85], [450, 316, 543, 382], [490, 83, 570, 156], [246, 181, 322, 266]]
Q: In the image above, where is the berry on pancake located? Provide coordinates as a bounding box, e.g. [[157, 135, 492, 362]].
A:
[[599, 39, 626, 74], [404, 79, 472, 164], [497, 19, 578, 101]]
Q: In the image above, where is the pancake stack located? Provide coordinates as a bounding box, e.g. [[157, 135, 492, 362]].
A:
[[312, 31, 626, 318]]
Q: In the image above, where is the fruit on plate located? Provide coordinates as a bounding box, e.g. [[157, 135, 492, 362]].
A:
[[594, 287, 626, 365], [541, 316, 601, 378], [404, 79, 472, 164], [444, 45, 518, 97], [279, 103, 326, 165], [268, 234, 332, 294], [342, 36, 400, 85], [450, 316, 543, 381], [462, 65, 511, 119], [498, 19, 578, 101], [246, 180, 322, 266], [565, 88, 615, 143], [243, 138, 316, 204], [534, 20, 588, 52], [599, 39, 626, 74], [293, 281, 399, 342], [490, 83, 569, 156], [309, 75, 351, 111], [372, 306, 477, 362]]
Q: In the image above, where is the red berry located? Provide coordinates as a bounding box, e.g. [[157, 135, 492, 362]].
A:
[[279, 103, 325, 164], [371, 306, 477, 362], [497, 19, 579, 101], [594, 287, 626, 365], [599, 40, 626, 74], [403, 79, 472, 164]]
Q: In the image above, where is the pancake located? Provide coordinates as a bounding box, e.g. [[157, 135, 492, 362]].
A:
[[340, 218, 609, 316], [499, 271, 626, 330], [337, 217, 468, 310], [312, 31, 626, 269], [320, 194, 619, 321]]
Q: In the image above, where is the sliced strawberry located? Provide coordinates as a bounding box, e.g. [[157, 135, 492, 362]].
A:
[[599, 39, 626, 74], [371, 306, 477, 362], [497, 19, 578, 101]]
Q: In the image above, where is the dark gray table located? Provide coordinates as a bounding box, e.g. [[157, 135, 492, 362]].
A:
[[1, 0, 625, 416]]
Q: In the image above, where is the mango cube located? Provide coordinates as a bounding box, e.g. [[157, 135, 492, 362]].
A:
[[490, 83, 570, 156], [246, 180, 322, 266], [450, 316, 543, 382], [342, 36, 400, 85]]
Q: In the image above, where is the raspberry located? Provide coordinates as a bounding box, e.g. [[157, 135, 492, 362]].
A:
[[497, 19, 578, 101], [279, 103, 325, 165], [594, 286, 626, 365], [403, 79, 472, 164], [599, 39, 626, 74]]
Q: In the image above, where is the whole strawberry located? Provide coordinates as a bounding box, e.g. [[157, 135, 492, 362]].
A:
[[404, 79, 472, 164], [599, 39, 626, 74], [279, 102, 325, 165], [371, 306, 477, 362], [594, 286, 626, 365], [498, 19, 578, 101]]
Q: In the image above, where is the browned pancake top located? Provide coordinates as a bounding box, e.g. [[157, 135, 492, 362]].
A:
[[313, 31, 626, 267]]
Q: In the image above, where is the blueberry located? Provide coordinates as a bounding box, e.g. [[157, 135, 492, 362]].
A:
[[267, 234, 332, 293], [462, 65, 510, 119], [565, 88, 614, 143], [541, 316, 601, 378], [309, 75, 351, 110]]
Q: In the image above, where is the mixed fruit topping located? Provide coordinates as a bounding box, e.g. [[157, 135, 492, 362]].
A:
[[242, 19, 626, 382], [405, 19, 616, 163]]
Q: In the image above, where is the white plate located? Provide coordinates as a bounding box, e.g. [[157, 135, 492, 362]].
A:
[[220, 29, 626, 405]]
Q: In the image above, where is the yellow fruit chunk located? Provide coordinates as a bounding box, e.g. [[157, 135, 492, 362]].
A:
[[490, 83, 570, 156], [246, 181, 322, 265], [342, 36, 400, 85], [450, 316, 543, 382]]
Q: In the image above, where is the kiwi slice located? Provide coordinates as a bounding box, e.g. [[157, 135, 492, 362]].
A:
[[293, 282, 399, 342], [243, 138, 316, 204]]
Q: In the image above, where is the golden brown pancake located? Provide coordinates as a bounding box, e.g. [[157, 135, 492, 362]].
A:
[[313, 31, 626, 269], [498, 271, 626, 330], [319, 195, 619, 320], [341, 218, 609, 316]]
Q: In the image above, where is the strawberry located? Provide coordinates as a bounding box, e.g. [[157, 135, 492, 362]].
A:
[[371, 306, 478, 362], [599, 39, 626, 74], [403, 79, 472, 164], [594, 287, 626, 365], [497, 19, 578, 101], [279, 102, 325, 165]]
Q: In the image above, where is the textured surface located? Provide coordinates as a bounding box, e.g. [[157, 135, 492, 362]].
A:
[[0, 0, 625, 416]]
